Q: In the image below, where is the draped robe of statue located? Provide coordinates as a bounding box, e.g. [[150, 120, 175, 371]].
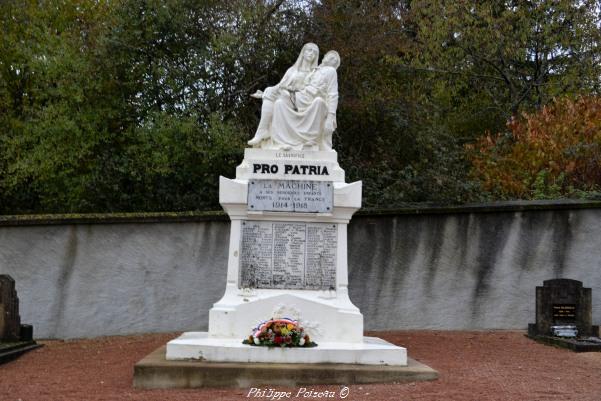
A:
[[271, 65, 338, 150]]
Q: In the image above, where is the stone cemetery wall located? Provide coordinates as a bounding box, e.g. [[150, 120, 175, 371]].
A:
[[0, 202, 600, 338], [348, 205, 601, 331], [0, 219, 230, 339]]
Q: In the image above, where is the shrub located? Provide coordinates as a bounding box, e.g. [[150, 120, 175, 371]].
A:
[[468, 96, 601, 199]]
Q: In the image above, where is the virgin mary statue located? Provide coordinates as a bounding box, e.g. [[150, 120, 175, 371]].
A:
[[248, 43, 339, 151]]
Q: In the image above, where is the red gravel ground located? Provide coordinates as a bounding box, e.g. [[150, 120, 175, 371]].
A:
[[1, 331, 600, 401]]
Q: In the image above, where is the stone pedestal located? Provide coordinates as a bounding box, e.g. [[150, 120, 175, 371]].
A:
[[166, 149, 407, 366]]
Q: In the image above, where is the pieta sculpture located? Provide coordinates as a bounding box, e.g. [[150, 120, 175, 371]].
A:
[[247, 43, 339, 151]]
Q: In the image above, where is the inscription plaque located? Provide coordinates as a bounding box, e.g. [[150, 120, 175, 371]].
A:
[[248, 180, 333, 213], [553, 304, 576, 321], [239, 221, 337, 290]]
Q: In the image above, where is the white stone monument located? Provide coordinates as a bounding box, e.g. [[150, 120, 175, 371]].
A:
[[166, 44, 406, 366]]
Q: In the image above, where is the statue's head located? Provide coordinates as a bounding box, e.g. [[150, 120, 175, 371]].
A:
[[294, 43, 319, 71], [322, 51, 340, 69], [302, 43, 319, 64]]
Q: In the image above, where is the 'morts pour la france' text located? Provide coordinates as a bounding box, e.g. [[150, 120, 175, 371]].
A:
[[253, 163, 329, 176]]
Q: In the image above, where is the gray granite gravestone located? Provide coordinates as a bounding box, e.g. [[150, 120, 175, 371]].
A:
[[528, 278, 601, 352], [0, 275, 39, 364], [529, 279, 593, 336], [0, 275, 21, 341]]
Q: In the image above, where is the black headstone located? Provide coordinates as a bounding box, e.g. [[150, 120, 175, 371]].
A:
[[530, 278, 593, 336], [0, 275, 21, 341]]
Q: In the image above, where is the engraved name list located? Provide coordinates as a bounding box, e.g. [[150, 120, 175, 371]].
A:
[[239, 221, 337, 290]]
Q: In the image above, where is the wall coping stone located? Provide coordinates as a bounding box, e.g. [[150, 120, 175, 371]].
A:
[[0, 211, 229, 227], [1, 200, 601, 227], [357, 199, 601, 217]]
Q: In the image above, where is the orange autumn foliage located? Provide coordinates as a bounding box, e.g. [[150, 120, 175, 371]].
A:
[[468, 96, 601, 199]]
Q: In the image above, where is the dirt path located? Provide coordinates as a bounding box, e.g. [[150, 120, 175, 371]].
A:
[[1, 331, 600, 401]]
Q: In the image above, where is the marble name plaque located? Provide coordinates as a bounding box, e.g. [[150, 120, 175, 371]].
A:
[[553, 304, 576, 320], [239, 221, 337, 290], [248, 180, 333, 213]]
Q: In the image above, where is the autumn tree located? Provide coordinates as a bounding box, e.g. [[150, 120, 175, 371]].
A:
[[468, 96, 601, 199], [374, 0, 601, 203], [406, 0, 601, 136]]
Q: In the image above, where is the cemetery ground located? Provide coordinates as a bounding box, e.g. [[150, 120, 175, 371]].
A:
[[0, 331, 600, 401]]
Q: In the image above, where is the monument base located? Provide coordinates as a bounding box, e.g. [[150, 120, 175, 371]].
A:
[[134, 345, 437, 389], [166, 332, 407, 365], [527, 332, 601, 352], [0, 341, 41, 365]]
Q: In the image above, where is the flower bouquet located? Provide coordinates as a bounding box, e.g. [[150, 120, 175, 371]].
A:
[[242, 317, 317, 348]]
